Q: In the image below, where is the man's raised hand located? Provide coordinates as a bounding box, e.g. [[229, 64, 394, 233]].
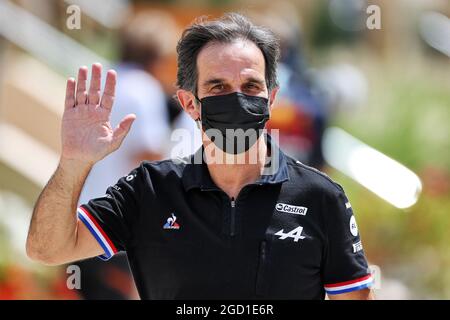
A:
[[61, 63, 135, 165]]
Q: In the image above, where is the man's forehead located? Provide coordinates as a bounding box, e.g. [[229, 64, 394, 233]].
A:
[[197, 39, 266, 82]]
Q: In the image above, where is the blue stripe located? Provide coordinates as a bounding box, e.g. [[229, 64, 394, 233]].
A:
[[325, 282, 372, 295], [78, 211, 112, 261], [97, 254, 111, 261]]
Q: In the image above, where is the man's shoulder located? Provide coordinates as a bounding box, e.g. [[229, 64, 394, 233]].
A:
[[284, 156, 344, 196], [138, 157, 191, 177]]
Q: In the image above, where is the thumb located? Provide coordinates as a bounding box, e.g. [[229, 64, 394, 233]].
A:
[[112, 113, 136, 149]]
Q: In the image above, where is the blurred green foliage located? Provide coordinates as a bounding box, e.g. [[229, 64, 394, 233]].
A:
[[329, 55, 450, 298]]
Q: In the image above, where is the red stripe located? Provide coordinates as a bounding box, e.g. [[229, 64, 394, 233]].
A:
[[324, 274, 372, 288], [79, 206, 118, 254]]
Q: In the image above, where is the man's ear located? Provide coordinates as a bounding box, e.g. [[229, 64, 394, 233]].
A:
[[176, 89, 200, 121], [268, 87, 279, 111]]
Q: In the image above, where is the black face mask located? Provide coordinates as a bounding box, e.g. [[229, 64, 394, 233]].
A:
[[196, 92, 270, 154]]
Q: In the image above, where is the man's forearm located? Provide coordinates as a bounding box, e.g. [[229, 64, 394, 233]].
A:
[[26, 159, 92, 265]]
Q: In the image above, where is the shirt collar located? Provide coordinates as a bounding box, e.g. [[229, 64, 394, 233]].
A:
[[182, 134, 290, 192]]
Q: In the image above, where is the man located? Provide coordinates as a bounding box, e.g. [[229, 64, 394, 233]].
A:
[[27, 13, 373, 300]]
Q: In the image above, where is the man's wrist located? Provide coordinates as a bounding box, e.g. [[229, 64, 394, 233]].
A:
[[58, 157, 93, 178]]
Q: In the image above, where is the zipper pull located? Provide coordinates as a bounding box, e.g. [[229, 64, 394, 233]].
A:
[[230, 197, 236, 236]]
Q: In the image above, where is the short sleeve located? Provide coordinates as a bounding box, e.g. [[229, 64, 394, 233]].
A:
[[77, 165, 143, 261], [322, 186, 373, 295]]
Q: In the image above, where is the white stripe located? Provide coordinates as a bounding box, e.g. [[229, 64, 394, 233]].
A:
[[77, 208, 114, 257], [325, 276, 373, 292], [345, 202, 352, 209]]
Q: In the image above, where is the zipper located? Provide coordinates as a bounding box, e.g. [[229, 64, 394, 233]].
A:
[[255, 240, 268, 297], [230, 197, 236, 236], [223, 185, 255, 237]]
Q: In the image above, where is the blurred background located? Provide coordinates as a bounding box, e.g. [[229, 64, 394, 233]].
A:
[[0, 0, 449, 299]]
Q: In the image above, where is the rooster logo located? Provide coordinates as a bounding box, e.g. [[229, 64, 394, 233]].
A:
[[163, 213, 180, 230]]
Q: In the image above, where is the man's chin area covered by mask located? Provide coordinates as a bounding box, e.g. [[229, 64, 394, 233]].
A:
[[200, 129, 270, 167]]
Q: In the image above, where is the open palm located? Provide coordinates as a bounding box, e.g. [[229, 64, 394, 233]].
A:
[[61, 64, 135, 164]]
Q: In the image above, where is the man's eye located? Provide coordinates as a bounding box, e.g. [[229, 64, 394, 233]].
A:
[[211, 84, 224, 91], [245, 83, 259, 90]]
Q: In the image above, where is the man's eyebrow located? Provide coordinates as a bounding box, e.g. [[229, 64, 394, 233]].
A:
[[244, 77, 266, 85], [201, 78, 226, 87], [201, 77, 265, 87]]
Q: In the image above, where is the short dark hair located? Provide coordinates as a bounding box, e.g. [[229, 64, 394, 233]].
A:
[[176, 13, 280, 94]]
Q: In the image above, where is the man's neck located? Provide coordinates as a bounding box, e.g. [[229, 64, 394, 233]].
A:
[[204, 136, 268, 199]]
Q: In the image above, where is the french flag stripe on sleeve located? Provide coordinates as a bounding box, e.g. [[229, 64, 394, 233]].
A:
[[324, 274, 373, 295], [77, 206, 118, 259]]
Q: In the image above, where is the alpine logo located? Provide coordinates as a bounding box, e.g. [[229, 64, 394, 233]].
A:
[[275, 203, 308, 215], [275, 226, 306, 242], [163, 213, 180, 230]]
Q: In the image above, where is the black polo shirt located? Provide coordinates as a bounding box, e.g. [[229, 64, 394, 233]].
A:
[[77, 137, 372, 299]]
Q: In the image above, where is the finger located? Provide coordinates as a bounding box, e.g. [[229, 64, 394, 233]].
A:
[[65, 78, 76, 109], [76, 66, 88, 105], [100, 69, 117, 110], [88, 63, 102, 105], [112, 114, 136, 149]]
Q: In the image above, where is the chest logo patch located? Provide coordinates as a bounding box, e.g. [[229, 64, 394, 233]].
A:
[[275, 203, 308, 215], [275, 226, 306, 242], [163, 213, 180, 230]]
